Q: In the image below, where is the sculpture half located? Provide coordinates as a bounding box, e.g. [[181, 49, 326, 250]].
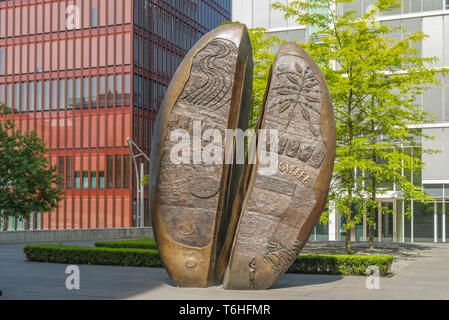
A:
[[223, 42, 336, 290], [149, 24, 253, 287]]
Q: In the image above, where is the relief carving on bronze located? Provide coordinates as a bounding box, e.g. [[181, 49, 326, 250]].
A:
[[149, 24, 336, 290]]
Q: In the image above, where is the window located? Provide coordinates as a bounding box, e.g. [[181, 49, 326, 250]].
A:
[[59, 79, 65, 109], [82, 171, 89, 189], [66, 157, 73, 189], [99, 76, 105, 107], [123, 155, 130, 188], [423, 0, 443, 11], [35, 212, 41, 230], [0, 84, 4, 105], [124, 74, 130, 105], [67, 78, 73, 109], [133, 36, 139, 64], [115, 155, 122, 188], [413, 201, 435, 242], [29, 82, 35, 112], [139, 76, 143, 106], [74, 171, 81, 189], [152, 81, 157, 110], [36, 81, 42, 111], [92, 8, 98, 28], [0, 48, 5, 75], [14, 83, 20, 112], [116, 74, 122, 104], [75, 78, 81, 109], [28, 213, 34, 231], [7, 216, 16, 231], [107, 155, 113, 188], [51, 80, 57, 111], [91, 77, 97, 106], [139, 37, 144, 66], [44, 80, 50, 111], [133, 74, 138, 106], [107, 75, 114, 107], [6, 83, 12, 108], [99, 171, 105, 189], [21, 82, 27, 112], [446, 0, 449, 10], [58, 157, 64, 189], [83, 77, 89, 108], [91, 171, 97, 189], [143, 78, 148, 110], [7, 83, 12, 108]]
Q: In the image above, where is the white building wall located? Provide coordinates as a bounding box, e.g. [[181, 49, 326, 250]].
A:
[[233, 0, 449, 242], [422, 16, 445, 68], [232, 0, 303, 30]]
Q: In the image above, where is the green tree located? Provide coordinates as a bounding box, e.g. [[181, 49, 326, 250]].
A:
[[0, 104, 64, 223], [272, 0, 446, 252], [221, 22, 281, 128], [247, 27, 281, 128]]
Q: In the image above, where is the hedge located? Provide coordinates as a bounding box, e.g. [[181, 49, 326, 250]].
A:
[[95, 238, 157, 250], [93, 238, 393, 276], [24, 244, 393, 276], [288, 254, 393, 276], [23, 245, 164, 268]]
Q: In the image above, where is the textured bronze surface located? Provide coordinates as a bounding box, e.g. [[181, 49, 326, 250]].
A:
[[223, 42, 336, 290], [149, 24, 253, 287]]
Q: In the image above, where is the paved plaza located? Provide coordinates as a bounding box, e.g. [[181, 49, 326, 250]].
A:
[[1, 241, 449, 300]]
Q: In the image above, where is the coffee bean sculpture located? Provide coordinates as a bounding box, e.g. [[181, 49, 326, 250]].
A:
[[149, 24, 336, 290]]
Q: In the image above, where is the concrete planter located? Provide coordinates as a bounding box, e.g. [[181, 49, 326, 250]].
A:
[[0, 227, 153, 244]]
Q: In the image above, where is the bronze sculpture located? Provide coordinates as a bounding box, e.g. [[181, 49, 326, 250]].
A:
[[149, 24, 253, 287], [149, 24, 336, 290], [223, 42, 336, 290]]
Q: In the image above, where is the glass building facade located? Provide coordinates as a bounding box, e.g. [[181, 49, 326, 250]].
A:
[[0, 0, 231, 231], [233, 0, 449, 243]]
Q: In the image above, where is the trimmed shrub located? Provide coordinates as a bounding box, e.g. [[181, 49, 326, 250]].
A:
[[94, 238, 393, 276], [95, 238, 157, 250], [24, 243, 393, 276], [23, 245, 164, 268], [288, 254, 393, 276]]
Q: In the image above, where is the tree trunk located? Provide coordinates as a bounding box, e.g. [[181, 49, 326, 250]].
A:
[[369, 118, 377, 250], [346, 183, 353, 255], [369, 195, 376, 250], [369, 189, 376, 250], [369, 224, 375, 249], [345, 225, 351, 254]]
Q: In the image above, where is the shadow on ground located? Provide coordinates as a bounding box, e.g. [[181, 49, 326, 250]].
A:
[[0, 242, 172, 300], [161, 272, 344, 290], [2, 240, 442, 299], [304, 241, 434, 259], [303, 241, 438, 274], [271, 273, 344, 289]]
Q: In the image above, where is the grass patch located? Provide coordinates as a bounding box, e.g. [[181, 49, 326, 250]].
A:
[[24, 239, 393, 276]]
